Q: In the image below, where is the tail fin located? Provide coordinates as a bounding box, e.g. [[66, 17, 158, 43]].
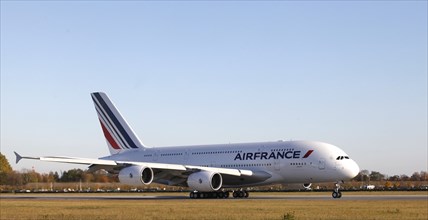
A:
[[91, 92, 145, 154]]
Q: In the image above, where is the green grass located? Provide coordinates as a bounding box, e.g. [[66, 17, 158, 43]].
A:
[[1, 192, 427, 220]]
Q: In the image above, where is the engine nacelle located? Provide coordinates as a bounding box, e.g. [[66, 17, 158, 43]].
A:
[[118, 166, 154, 186], [187, 171, 222, 192], [303, 183, 312, 190]]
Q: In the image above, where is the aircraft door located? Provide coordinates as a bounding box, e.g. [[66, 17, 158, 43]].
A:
[[318, 158, 325, 170], [274, 159, 280, 171], [153, 150, 160, 161], [184, 150, 190, 162]]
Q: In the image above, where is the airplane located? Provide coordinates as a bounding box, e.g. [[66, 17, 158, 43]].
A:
[[15, 92, 360, 199]]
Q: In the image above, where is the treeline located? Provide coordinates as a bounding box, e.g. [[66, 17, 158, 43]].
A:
[[352, 170, 428, 182], [1, 169, 117, 186], [0, 153, 117, 186]]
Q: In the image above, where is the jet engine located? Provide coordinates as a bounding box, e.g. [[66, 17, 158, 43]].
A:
[[303, 183, 312, 190], [187, 171, 222, 192], [118, 166, 154, 186]]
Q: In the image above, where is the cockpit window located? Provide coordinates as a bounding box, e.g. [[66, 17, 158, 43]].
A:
[[336, 156, 350, 160]]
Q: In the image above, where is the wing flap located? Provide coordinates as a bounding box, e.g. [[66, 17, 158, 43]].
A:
[[185, 165, 253, 176], [15, 151, 117, 165], [40, 156, 118, 165], [117, 161, 187, 171]]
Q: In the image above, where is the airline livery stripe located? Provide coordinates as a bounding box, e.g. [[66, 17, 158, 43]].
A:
[[93, 99, 130, 149], [99, 120, 121, 149], [93, 93, 138, 149], [302, 150, 314, 158]]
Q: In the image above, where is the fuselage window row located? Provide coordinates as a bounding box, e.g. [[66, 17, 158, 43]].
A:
[[191, 150, 243, 155], [271, 148, 294, 152], [290, 162, 307, 166], [160, 153, 183, 157]]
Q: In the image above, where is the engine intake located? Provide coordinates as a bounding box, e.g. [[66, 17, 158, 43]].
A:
[[187, 171, 222, 192], [118, 165, 154, 186]]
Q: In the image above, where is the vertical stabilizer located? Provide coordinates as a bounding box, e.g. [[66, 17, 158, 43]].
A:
[[91, 92, 145, 154]]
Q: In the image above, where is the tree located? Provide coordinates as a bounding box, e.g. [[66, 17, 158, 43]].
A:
[[420, 171, 428, 181], [388, 175, 400, 181], [369, 171, 385, 181], [410, 172, 421, 181], [53, 172, 60, 182], [400, 174, 410, 181], [82, 172, 94, 183], [60, 169, 84, 182], [0, 153, 13, 185]]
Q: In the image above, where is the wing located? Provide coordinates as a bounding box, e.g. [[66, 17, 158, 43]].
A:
[[14, 151, 254, 178]]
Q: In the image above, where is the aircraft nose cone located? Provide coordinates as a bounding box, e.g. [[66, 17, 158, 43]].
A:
[[346, 160, 360, 179]]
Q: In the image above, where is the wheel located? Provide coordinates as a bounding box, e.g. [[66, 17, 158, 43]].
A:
[[189, 192, 194, 199], [332, 191, 338, 198], [224, 191, 229, 198], [244, 191, 249, 198], [233, 191, 238, 198], [217, 192, 224, 198], [337, 191, 342, 198], [238, 191, 244, 198]]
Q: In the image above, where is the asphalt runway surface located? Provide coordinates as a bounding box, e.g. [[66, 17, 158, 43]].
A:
[[1, 194, 427, 201]]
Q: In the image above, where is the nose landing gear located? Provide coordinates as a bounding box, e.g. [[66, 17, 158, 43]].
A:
[[332, 182, 343, 199]]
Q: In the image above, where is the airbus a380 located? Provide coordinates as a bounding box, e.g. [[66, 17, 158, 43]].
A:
[[15, 92, 359, 199]]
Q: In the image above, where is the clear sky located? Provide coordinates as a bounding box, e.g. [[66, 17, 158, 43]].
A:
[[1, 1, 427, 176]]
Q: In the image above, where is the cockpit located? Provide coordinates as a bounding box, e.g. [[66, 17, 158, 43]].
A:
[[336, 156, 350, 160]]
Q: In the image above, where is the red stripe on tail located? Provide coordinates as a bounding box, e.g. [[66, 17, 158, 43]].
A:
[[99, 120, 121, 149]]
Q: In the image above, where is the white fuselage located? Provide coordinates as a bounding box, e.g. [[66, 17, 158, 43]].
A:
[[103, 140, 359, 188]]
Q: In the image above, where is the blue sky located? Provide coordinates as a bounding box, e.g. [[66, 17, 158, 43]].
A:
[[1, 1, 427, 176]]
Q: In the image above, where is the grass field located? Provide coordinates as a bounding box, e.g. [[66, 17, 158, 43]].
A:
[[1, 192, 427, 220]]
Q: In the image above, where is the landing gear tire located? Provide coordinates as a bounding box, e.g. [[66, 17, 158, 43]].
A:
[[233, 191, 238, 198], [332, 191, 342, 198], [217, 192, 224, 198], [189, 191, 232, 199], [232, 190, 249, 199], [332, 191, 338, 198], [224, 191, 229, 198], [238, 191, 244, 198], [332, 182, 343, 199]]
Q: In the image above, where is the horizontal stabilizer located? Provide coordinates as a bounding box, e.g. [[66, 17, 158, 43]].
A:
[[14, 151, 22, 164], [14, 151, 39, 164]]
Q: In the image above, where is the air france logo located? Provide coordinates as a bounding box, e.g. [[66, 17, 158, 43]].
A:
[[234, 150, 314, 161]]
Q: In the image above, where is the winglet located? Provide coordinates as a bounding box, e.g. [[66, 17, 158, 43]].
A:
[[14, 151, 22, 164]]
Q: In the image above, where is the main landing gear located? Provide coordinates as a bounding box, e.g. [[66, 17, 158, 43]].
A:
[[189, 190, 249, 199], [232, 190, 249, 198], [332, 182, 342, 199]]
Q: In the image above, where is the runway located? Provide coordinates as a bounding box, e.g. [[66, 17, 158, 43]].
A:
[[1, 194, 427, 201]]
